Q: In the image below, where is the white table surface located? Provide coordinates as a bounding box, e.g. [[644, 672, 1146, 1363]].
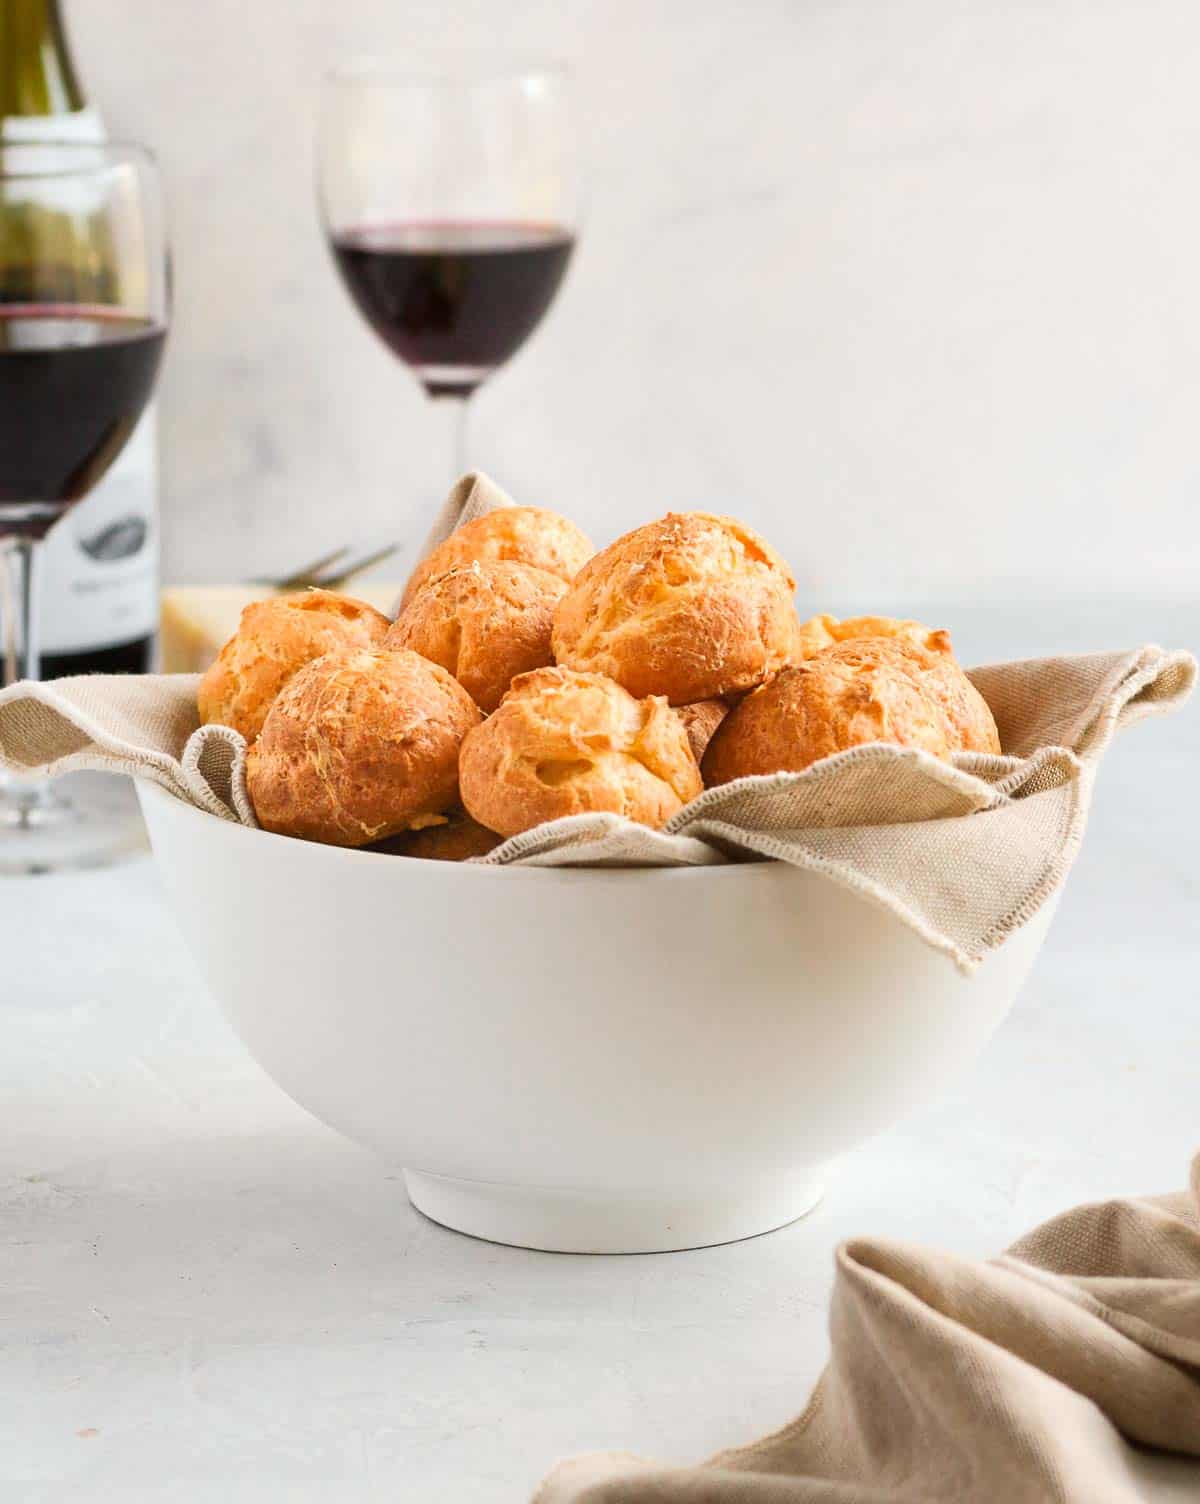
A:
[[3, 601, 1197, 1501]]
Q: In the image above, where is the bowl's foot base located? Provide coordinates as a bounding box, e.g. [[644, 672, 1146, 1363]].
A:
[[402, 1167, 825, 1253]]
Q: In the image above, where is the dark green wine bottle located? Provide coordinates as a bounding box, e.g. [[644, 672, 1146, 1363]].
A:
[[0, 0, 85, 117]]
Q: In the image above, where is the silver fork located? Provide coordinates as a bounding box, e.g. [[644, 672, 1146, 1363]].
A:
[[260, 540, 401, 593]]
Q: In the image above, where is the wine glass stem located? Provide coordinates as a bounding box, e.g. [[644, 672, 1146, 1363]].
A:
[[0, 532, 62, 833], [1, 534, 43, 686], [431, 392, 471, 487]]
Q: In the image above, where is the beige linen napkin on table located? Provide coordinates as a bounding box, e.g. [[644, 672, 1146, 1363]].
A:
[[535, 1153, 1200, 1504], [0, 472, 1194, 974]]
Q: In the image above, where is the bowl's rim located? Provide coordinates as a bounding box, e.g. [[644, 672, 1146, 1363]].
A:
[[136, 778, 769, 882]]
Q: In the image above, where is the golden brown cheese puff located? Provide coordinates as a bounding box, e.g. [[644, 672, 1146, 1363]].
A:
[[702, 638, 999, 785], [386, 560, 568, 713], [247, 648, 481, 847], [390, 811, 502, 862], [400, 507, 594, 610], [916, 651, 1002, 755], [459, 666, 702, 837], [552, 512, 800, 704], [796, 613, 953, 660], [198, 589, 391, 743], [674, 699, 729, 764]]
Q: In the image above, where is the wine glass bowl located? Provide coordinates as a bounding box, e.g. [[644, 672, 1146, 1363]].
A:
[[0, 142, 167, 537], [317, 57, 580, 470]]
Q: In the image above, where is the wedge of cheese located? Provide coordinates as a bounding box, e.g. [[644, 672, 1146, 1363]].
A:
[[160, 583, 403, 674]]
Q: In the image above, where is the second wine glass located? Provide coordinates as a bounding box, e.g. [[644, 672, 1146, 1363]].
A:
[[317, 56, 580, 488]]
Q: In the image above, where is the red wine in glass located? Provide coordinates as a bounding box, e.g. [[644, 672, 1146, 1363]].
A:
[[330, 221, 575, 396], [0, 306, 166, 536]]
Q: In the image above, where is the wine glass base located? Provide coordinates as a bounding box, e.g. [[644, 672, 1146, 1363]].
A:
[[0, 770, 147, 876]]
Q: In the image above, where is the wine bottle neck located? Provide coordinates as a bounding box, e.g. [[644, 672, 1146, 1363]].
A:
[[0, 0, 86, 118]]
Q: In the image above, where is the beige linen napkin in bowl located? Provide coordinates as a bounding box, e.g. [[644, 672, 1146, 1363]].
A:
[[534, 1153, 1200, 1504], [0, 474, 1194, 975]]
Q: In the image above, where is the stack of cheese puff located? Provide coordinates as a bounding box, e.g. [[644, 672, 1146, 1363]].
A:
[[197, 508, 1001, 858]]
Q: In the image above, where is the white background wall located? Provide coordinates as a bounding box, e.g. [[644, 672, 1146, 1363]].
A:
[[70, 0, 1200, 605]]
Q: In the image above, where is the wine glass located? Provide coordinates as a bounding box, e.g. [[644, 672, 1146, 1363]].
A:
[[0, 140, 169, 874], [317, 56, 580, 490]]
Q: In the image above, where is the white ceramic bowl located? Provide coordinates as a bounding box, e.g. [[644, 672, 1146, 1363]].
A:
[[138, 781, 1056, 1253]]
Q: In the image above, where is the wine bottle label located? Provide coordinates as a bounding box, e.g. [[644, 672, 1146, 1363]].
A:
[[3, 108, 161, 659], [37, 415, 160, 653]]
